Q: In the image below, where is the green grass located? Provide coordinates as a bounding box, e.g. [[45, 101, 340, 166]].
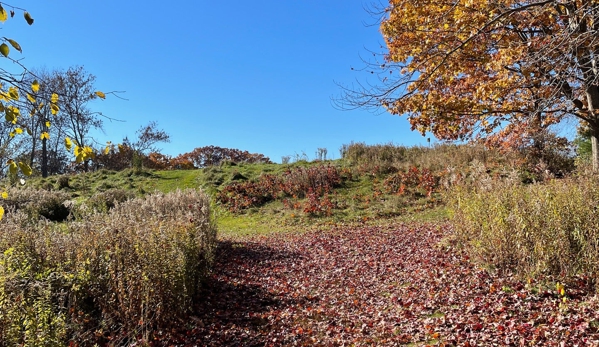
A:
[[5, 154, 452, 237], [150, 170, 204, 192]]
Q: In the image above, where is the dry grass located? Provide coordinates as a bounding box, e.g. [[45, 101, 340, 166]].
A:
[[448, 163, 599, 285], [0, 189, 216, 346], [341, 142, 516, 174]]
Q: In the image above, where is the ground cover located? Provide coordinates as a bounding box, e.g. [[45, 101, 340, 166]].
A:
[[2, 143, 591, 345], [158, 222, 599, 346]]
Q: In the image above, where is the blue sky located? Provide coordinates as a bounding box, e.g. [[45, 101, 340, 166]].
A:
[[4, 1, 431, 162]]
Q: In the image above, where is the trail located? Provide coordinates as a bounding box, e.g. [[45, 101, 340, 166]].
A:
[[162, 223, 599, 346]]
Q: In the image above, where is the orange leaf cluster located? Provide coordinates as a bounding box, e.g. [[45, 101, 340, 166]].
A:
[[377, 0, 599, 148]]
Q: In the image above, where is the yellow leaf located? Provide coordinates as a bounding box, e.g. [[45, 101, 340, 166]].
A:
[[51, 104, 59, 115], [1, 191, 7, 199], [7, 39, 21, 53], [0, 206, 4, 221], [9, 131, 14, 138], [5, 107, 18, 123], [86, 147, 96, 160], [0, 5, 7, 23], [24, 12, 34, 25], [31, 80, 40, 93], [18, 162, 32, 176], [15, 128, 22, 134], [95, 91, 106, 99], [8, 87, 18, 100], [8, 160, 17, 176], [556, 282, 566, 296], [0, 43, 9, 57], [45, 121, 51, 128], [40, 132, 50, 140], [75, 146, 95, 162], [104, 145, 110, 155], [51, 93, 59, 103], [26, 93, 36, 104], [65, 137, 73, 151]]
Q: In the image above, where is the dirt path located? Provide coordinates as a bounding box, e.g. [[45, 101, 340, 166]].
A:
[[162, 223, 599, 346]]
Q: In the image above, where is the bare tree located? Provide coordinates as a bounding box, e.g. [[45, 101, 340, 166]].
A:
[[19, 66, 103, 176], [125, 121, 170, 155], [54, 66, 103, 172]]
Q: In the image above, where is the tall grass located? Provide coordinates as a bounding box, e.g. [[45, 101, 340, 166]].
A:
[[0, 189, 216, 346], [341, 142, 515, 174], [449, 167, 599, 284]]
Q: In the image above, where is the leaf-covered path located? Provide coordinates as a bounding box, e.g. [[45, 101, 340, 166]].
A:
[[163, 223, 599, 346]]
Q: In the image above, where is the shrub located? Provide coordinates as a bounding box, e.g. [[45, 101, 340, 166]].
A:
[[56, 175, 70, 189], [217, 178, 275, 212], [217, 165, 343, 213], [518, 130, 575, 180], [280, 165, 341, 198], [341, 142, 515, 176], [144, 152, 171, 170], [93, 143, 134, 171], [449, 171, 599, 284], [40, 180, 54, 191], [303, 189, 336, 216], [0, 188, 72, 223], [0, 189, 216, 346], [383, 166, 438, 197], [85, 188, 134, 213], [184, 145, 272, 167]]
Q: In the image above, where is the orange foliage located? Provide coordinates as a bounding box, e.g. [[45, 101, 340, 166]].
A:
[[345, 1, 599, 152]]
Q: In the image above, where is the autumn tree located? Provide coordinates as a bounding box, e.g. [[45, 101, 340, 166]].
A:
[[185, 145, 272, 167], [339, 0, 599, 168], [0, 4, 106, 218]]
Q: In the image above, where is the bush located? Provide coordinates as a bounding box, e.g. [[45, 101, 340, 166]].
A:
[[383, 166, 438, 197], [0, 189, 217, 346], [217, 165, 343, 213], [449, 171, 599, 284], [85, 188, 134, 213], [56, 175, 70, 189], [0, 188, 72, 223], [341, 142, 515, 176]]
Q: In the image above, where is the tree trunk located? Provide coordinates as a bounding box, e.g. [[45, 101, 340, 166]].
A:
[[586, 86, 599, 171], [42, 137, 48, 178], [29, 136, 37, 168]]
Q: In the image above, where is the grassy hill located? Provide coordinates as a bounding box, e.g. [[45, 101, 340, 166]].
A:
[[4, 142, 598, 345], [10, 145, 462, 235]]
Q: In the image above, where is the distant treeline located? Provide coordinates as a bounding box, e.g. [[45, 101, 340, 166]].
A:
[[94, 145, 272, 171]]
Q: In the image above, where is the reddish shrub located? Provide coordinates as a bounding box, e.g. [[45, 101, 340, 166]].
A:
[[217, 165, 344, 214], [383, 167, 439, 197]]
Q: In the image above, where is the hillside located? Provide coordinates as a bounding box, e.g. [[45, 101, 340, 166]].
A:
[[3, 142, 599, 346]]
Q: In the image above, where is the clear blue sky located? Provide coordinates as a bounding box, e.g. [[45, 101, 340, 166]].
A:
[[5, 1, 431, 162]]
